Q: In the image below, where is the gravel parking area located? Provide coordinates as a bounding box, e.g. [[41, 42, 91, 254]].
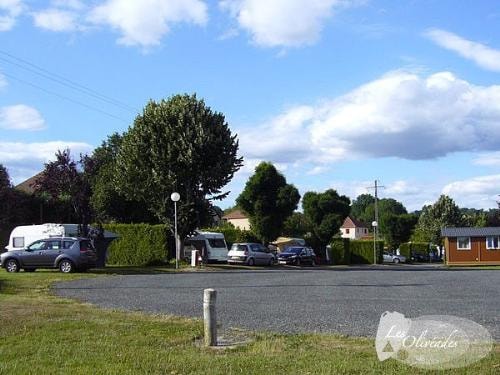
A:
[[53, 266, 499, 340]]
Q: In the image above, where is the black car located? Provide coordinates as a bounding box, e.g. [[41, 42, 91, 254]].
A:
[[277, 246, 316, 266]]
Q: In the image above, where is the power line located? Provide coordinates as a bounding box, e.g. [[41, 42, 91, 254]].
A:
[[0, 49, 138, 113], [2, 71, 129, 123]]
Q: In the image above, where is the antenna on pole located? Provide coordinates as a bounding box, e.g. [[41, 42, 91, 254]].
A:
[[367, 180, 385, 240]]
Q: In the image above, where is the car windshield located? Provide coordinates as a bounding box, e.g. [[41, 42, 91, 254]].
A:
[[231, 244, 247, 252], [284, 247, 303, 254]]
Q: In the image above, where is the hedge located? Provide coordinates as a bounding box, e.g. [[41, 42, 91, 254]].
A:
[[330, 238, 350, 265], [349, 240, 384, 264], [399, 241, 430, 260], [103, 224, 169, 266], [202, 224, 259, 248]]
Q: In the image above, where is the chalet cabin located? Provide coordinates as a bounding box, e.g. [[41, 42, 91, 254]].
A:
[[441, 227, 500, 266]]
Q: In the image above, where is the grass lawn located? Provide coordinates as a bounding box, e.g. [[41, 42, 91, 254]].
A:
[[0, 270, 498, 374]]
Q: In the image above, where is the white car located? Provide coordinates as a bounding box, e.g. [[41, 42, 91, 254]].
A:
[[227, 243, 275, 266], [383, 252, 406, 264]]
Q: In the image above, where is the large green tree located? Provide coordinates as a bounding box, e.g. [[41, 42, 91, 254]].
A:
[[412, 195, 463, 244], [383, 213, 418, 250], [350, 193, 375, 222], [236, 162, 300, 243], [302, 189, 350, 253], [115, 94, 243, 245], [89, 133, 157, 223]]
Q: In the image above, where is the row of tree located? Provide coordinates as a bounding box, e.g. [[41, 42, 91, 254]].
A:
[[2, 93, 499, 254]]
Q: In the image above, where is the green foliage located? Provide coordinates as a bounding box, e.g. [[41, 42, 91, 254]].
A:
[[103, 224, 169, 266], [201, 222, 259, 248], [349, 240, 384, 264], [237, 162, 300, 243], [282, 212, 311, 238], [330, 238, 350, 265], [89, 133, 157, 223], [115, 94, 243, 241], [413, 195, 463, 245], [399, 242, 430, 261], [460, 208, 487, 227], [383, 213, 418, 250], [350, 194, 375, 223], [303, 189, 350, 251]]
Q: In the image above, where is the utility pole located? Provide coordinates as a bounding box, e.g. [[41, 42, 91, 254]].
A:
[[367, 180, 385, 240]]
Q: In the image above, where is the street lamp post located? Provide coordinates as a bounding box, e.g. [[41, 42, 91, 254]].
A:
[[171, 192, 180, 269], [372, 220, 378, 265]]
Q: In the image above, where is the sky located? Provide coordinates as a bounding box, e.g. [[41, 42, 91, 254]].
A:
[[0, 0, 500, 212]]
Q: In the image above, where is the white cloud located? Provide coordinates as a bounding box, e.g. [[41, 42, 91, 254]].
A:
[[240, 70, 500, 166], [88, 0, 208, 47], [33, 8, 79, 32], [0, 141, 93, 184], [0, 0, 23, 31], [219, 0, 350, 48], [473, 152, 500, 166], [442, 175, 500, 209], [424, 28, 500, 72], [0, 104, 46, 131]]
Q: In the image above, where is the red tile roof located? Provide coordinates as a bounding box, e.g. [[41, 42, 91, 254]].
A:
[[341, 216, 369, 229], [222, 209, 248, 220], [15, 172, 42, 195]]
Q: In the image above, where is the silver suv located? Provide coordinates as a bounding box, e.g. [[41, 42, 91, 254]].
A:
[[227, 243, 275, 266], [0, 237, 97, 273]]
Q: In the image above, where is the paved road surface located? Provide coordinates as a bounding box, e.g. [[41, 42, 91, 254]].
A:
[[53, 266, 499, 339]]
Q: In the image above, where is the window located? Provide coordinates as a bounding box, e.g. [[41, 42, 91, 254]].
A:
[[346, 228, 350, 234], [208, 239, 226, 248], [13, 237, 24, 248], [486, 236, 500, 250], [46, 240, 61, 250], [457, 237, 471, 250], [63, 241, 75, 249], [28, 241, 46, 251]]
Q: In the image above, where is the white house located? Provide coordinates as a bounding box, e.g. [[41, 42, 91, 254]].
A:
[[340, 216, 370, 239], [222, 209, 250, 231]]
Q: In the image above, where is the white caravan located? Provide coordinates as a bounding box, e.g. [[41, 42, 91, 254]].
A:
[[5, 224, 116, 251], [183, 231, 228, 263]]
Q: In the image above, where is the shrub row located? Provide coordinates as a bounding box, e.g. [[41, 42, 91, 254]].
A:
[[202, 223, 260, 248], [329, 238, 384, 264], [399, 242, 431, 260], [103, 223, 169, 266]]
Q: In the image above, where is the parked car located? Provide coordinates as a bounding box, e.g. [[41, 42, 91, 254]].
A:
[[383, 252, 406, 264], [410, 251, 429, 262], [0, 237, 97, 273], [277, 246, 317, 266], [227, 243, 275, 266]]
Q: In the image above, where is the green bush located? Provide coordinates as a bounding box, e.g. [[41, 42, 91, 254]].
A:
[[103, 224, 169, 266], [350, 240, 384, 264], [330, 238, 350, 265], [399, 242, 411, 259], [202, 223, 259, 248]]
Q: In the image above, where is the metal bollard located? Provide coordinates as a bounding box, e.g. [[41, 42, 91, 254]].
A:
[[203, 288, 217, 346]]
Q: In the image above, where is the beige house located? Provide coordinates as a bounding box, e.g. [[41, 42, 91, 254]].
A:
[[340, 216, 370, 239], [222, 209, 250, 230]]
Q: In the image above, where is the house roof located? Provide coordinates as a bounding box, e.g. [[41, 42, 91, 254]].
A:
[[341, 216, 369, 229], [15, 173, 42, 195], [222, 209, 248, 220], [441, 227, 500, 237]]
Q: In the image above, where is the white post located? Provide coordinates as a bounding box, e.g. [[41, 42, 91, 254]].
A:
[[203, 288, 217, 346], [174, 200, 178, 270]]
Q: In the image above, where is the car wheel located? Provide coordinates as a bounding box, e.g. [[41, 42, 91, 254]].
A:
[[24, 268, 36, 272], [393, 258, 400, 264], [311, 258, 316, 267], [247, 258, 255, 266], [5, 259, 20, 273], [295, 258, 301, 266], [268, 257, 275, 266], [59, 259, 74, 273]]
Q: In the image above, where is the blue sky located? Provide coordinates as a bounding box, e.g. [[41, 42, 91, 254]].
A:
[[1, 0, 500, 211]]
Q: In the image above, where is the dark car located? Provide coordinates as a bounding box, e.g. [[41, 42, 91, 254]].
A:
[[0, 237, 97, 273], [277, 246, 316, 266]]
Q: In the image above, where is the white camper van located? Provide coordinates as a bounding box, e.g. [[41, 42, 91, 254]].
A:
[[5, 224, 116, 251], [183, 231, 228, 263]]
